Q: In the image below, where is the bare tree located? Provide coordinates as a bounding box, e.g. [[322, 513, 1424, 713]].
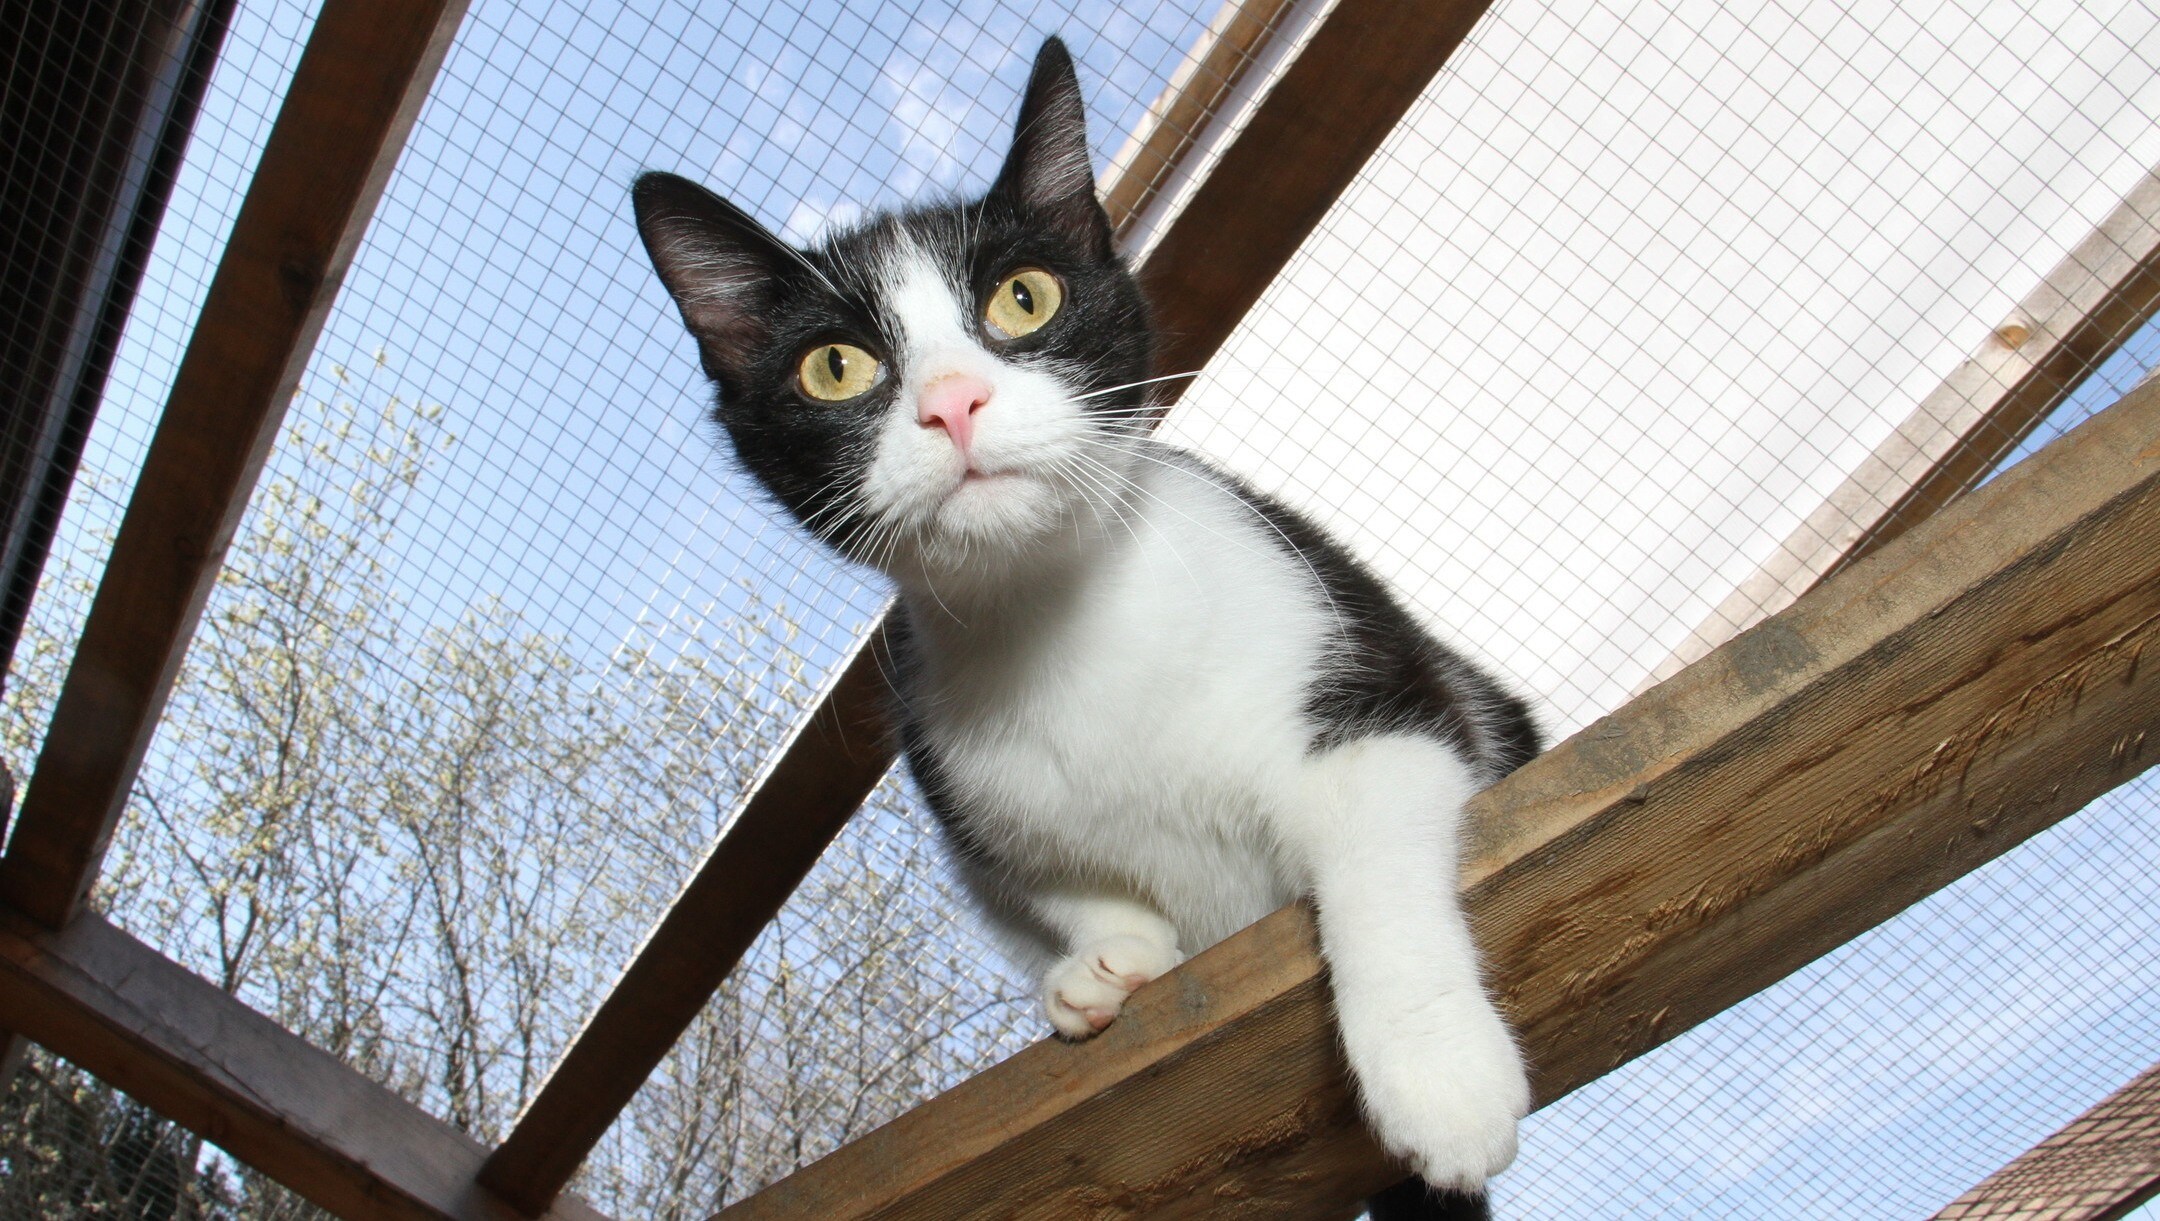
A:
[[1, 354, 1035, 1217]]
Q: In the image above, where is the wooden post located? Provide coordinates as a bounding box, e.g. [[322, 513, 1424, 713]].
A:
[[710, 364, 2160, 1219], [1096, 0, 1299, 246], [0, 0, 237, 678], [0, 0, 238, 1085]]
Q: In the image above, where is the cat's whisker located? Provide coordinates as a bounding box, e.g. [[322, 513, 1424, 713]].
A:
[[918, 560, 969, 628], [1060, 449, 1210, 590], [1073, 369, 1203, 402], [1072, 440, 1353, 643], [797, 476, 867, 535], [782, 237, 847, 299], [1042, 451, 1129, 544]]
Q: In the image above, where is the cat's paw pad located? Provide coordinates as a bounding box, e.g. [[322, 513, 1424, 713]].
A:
[[1042, 934, 1179, 1040], [1354, 1006, 1530, 1190]]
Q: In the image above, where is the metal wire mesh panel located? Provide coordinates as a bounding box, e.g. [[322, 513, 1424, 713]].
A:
[[1160, 0, 2160, 736], [8, 0, 2160, 1214], [582, 773, 1038, 1211], [1506, 767, 2160, 1218], [0, 1046, 324, 1219], [2, 0, 319, 773]]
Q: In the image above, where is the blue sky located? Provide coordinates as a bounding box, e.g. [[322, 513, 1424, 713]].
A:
[[21, 0, 2160, 1214]]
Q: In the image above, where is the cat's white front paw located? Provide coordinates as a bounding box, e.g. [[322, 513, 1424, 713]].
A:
[[1042, 933, 1179, 1040], [1351, 998, 1530, 1190]]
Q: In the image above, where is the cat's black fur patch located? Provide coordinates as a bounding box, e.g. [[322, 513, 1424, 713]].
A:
[[1368, 1177, 1493, 1221], [1150, 446, 1542, 779]]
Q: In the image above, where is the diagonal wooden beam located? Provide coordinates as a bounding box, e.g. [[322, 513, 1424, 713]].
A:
[[0, 902, 613, 1221], [483, 0, 1500, 1205], [1932, 1060, 2160, 1221], [1096, 0, 1299, 250], [1131, 0, 1496, 381], [476, 630, 898, 1213], [1646, 167, 2160, 689], [0, 0, 473, 929], [711, 342, 2160, 1218]]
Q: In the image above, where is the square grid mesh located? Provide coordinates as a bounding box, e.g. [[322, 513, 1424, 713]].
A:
[[3, 0, 2158, 1216]]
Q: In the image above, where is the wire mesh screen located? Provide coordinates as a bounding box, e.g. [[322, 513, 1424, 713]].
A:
[[7, 0, 2160, 1216], [0, 1046, 323, 1219], [1159, 0, 2160, 734], [0, 0, 323, 865], [1506, 767, 2160, 1218], [1, 0, 318, 755]]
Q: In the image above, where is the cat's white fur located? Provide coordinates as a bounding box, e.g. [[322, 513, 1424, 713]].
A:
[[864, 240, 1528, 1189]]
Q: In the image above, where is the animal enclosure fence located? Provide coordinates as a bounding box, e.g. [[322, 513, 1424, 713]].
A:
[[2, 0, 2159, 1218]]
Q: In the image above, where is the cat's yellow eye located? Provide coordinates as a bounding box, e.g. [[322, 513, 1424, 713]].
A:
[[984, 268, 1063, 339], [797, 342, 882, 401]]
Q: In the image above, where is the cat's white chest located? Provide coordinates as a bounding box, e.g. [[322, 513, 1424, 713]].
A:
[[902, 466, 1324, 939]]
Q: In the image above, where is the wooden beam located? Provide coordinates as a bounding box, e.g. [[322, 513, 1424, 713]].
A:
[[1932, 1061, 2160, 1221], [0, 0, 472, 928], [477, 632, 898, 1213], [1134, 0, 1498, 381], [483, 0, 1494, 1202], [0, 903, 611, 1221], [712, 352, 2160, 1218], [1096, 0, 1297, 243], [1647, 167, 2160, 688]]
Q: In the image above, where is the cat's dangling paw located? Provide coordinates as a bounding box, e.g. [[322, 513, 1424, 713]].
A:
[[1352, 998, 1530, 1190], [1042, 933, 1179, 1040]]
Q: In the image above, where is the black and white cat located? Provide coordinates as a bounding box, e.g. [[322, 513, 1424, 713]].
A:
[[634, 38, 1541, 1218]]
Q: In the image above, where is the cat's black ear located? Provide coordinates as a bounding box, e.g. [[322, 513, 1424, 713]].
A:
[[633, 172, 791, 388], [992, 37, 1111, 253]]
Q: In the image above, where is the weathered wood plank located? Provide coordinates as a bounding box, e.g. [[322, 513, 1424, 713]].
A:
[[483, 0, 1495, 1201], [712, 348, 2160, 1219], [1647, 167, 2160, 688], [0, 904, 611, 1221], [1932, 1061, 2160, 1221], [0, 0, 472, 928]]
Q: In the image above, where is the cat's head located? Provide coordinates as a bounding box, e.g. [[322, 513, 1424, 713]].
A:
[[634, 38, 1154, 595]]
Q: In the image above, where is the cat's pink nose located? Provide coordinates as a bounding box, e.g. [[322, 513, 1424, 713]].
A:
[[918, 373, 991, 456]]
